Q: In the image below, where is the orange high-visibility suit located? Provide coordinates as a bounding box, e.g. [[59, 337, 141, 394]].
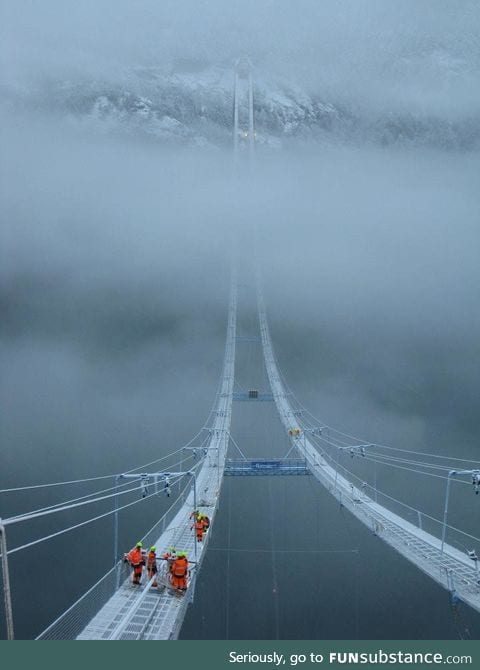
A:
[[170, 556, 189, 590], [201, 515, 210, 533], [126, 547, 145, 584], [195, 517, 204, 542], [146, 551, 158, 586]]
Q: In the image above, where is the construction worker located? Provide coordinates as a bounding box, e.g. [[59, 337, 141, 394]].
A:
[[194, 513, 204, 542], [146, 546, 158, 587], [124, 541, 145, 585], [161, 545, 175, 559], [201, 513, 210, 533], [161, 546, 177, 565], [159, 546, 176, 584], [170, 551, 189, 591]]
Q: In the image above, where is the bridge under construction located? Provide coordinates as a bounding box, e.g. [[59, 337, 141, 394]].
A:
[[1, 60, 479, 641]]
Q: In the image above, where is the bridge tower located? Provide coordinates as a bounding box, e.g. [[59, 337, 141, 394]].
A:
[[233, 57, 255, 168]]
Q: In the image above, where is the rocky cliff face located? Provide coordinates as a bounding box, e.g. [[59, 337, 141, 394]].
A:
[[3, 62, 479, 150]]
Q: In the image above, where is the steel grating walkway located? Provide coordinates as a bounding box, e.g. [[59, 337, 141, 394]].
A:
[[76, 459, 222, 640], [35, 268, 479, 641], [75, 279, 237, 640], [257, 283, 480, 614]]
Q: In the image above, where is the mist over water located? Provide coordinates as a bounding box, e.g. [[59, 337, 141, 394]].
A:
[[1, 0, 479, 639]]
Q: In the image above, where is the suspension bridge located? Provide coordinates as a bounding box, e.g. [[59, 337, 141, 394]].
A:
[[1, 60, 479, 640]]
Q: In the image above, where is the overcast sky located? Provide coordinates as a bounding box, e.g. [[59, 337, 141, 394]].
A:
[[1, 0, 479, 487], [2, 0, 480, 115]]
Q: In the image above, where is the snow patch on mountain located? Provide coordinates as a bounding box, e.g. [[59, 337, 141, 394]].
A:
[[2, 63, 479, 150]]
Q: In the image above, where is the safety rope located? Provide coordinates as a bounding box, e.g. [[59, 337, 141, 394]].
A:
[[6, 483, 175, 555], [2, 480, 156, 526], [0, 431, 205, 494], [267, 339, 479, 466]]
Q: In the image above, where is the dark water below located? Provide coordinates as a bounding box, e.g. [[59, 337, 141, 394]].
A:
[[181, 292, 480, 640], [1, 286, 479, 640]]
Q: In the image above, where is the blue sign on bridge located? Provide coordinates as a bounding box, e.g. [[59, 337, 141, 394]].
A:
[[224, 459, 311, 476]]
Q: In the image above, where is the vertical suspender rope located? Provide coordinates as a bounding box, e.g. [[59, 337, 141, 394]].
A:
[[268, 478, 280, 640], [225, 480, 232, 640], [0, 522, 14, 640]]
